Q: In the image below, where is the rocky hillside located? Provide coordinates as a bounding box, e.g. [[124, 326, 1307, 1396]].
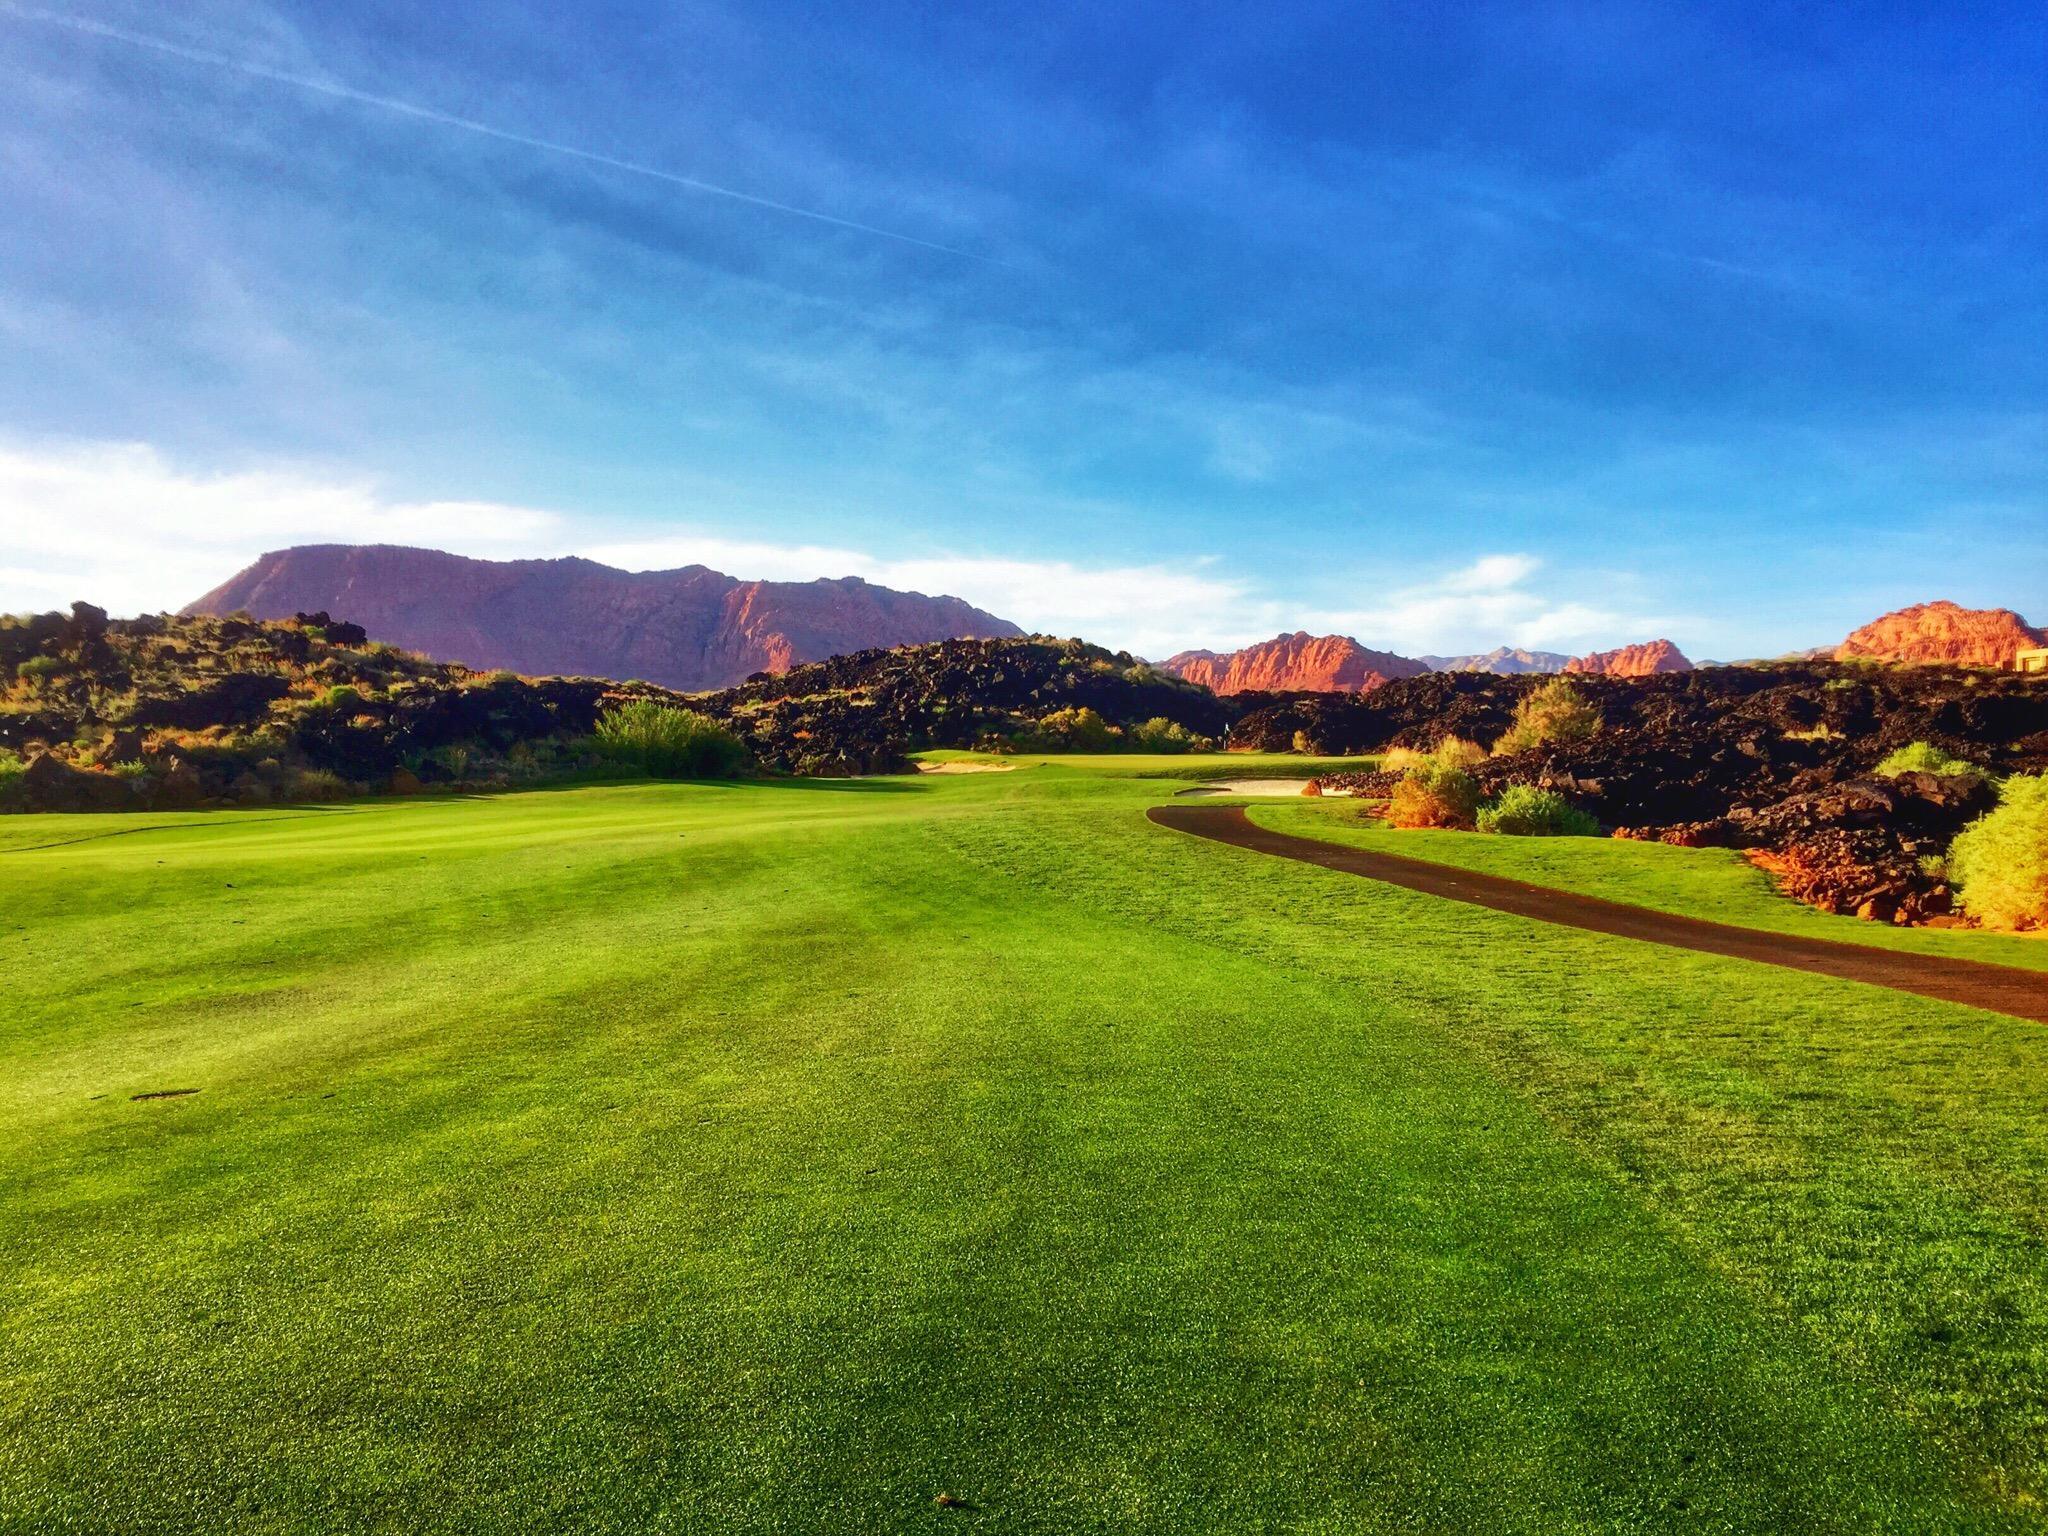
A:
[[1836, 601, 2043, 668], [2, 609, 1234, 805], [700, 636, 1231, 775], [1420, 646, 1570, 675], [1253, 664, 2048, 924], [1161, 632, 1428, 694], [1564, 639, 1693, 676], [1, 604, 681, 811], [185, 545, 1022, 691]]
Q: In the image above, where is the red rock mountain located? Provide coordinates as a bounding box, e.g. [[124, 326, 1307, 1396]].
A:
[[184, 545, 1022, 690], [1161, 632, 1430, 694], [1835, 601, 2044, 668], [1564, 639, 1694, 677]]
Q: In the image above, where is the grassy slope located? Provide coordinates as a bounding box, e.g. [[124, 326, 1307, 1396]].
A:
[[2, 762, 2045, 1532], [1251, 798, 2048, 973]]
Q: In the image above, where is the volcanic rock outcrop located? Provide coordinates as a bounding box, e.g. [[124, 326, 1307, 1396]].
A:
[[1161, 632, 1429, 694], [1245, 662, 2048, 925], [185, 545, 1022, 691], [1835, 601, 2043, 669], [1564, 639, 1693, 677]]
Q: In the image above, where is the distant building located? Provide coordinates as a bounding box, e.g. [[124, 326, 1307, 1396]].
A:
[[2016, 647, 2048, 674]]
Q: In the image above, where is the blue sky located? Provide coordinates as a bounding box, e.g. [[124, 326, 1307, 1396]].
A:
[[0, 0, 2041, 658]]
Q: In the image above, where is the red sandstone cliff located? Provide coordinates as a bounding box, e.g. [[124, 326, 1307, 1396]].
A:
[[1834, 601, 2044, 668], [1564, 639, 1693, 677], [184, 545, 1022, 690], [1161, 632, 1429, 694]]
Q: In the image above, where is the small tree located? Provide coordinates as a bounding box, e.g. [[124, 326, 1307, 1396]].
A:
[[1021, 706, 1121, 752], [1128, 717, 1210, 753], [1948, 775, 2048, 930], [594, 700, 748, 778], [1494, 678, 1601, 756]]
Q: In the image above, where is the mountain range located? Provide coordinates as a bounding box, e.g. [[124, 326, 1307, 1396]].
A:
[[185, 545, 1021, 691], [1419, 646, 1573, 675], [182, 545, 2044, 695]]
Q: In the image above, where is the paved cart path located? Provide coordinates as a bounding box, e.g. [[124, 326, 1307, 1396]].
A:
[[1148, 803, 2048, 1026]]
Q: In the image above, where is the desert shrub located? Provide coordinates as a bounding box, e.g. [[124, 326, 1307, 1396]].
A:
[[1875, 740, 1989, 785], [429, 743, 473, 782], [1291, 729, 1315, 755], [1382, 737, 1482, 775], [285, 766, 351, 802], [1128, 716, 1210, 753], [1494, 679, 1601, 756], [1018, 706, 1121, 752], [1477, 783, 1600, 837], [593, 700, 748, 778], [1385, 742, 1484, 830], [1948, 775, 2048, 930]]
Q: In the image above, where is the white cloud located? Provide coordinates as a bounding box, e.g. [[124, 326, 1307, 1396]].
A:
[[0, 438, 1246, 656], [0, 440, 559, 615], [1439, 552, 1541, 592], [1299, 558, 1679, 656], [0, 438, 1680, 661]]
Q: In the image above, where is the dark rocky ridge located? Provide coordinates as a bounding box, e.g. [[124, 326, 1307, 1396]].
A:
[[1268, 665, 2048, 922], [700, 636, 1230, 776]]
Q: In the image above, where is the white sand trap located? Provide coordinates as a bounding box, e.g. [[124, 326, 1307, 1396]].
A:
[[917, 761, 1017, 774], [1173, 777, 1319, 797]]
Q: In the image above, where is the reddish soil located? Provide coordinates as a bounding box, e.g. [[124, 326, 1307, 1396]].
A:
[[1147, 804, 2048, 1025]]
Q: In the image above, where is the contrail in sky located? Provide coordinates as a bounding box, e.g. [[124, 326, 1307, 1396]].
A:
[[1, 3, 994, 262]]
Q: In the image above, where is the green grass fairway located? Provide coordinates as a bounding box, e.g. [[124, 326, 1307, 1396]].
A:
[[6, 761, 2048, 1532]]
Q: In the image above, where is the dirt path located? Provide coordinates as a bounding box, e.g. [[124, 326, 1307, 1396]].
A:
[[1147, 804, 2048, 1026]]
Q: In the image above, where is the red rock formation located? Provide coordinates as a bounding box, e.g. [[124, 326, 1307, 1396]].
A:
[[1564, 639, 1693, 677], [1834, 601, 2044, 668], [184, 545, 1021, 691], [1161, 632, 1429, 694]]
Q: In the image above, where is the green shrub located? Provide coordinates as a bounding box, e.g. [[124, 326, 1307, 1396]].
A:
[[108, 759, 152, 784], [1477, 784, 1600, 837], [593, 700, 748, 778], [322, 684, 364, 713], [1948, 775, 2048, 930], [429, 743, 473, 782], [0, 749, 22, 803], [1494, 679, 1601, 756], [1875, 741, 1989, 785], [1128, 717, 1210, 753], [15, 655, 61, 682]]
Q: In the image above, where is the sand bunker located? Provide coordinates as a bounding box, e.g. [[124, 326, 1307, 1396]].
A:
[[917, 761, 1017, 775], [1173, 778, 1322, 797]]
